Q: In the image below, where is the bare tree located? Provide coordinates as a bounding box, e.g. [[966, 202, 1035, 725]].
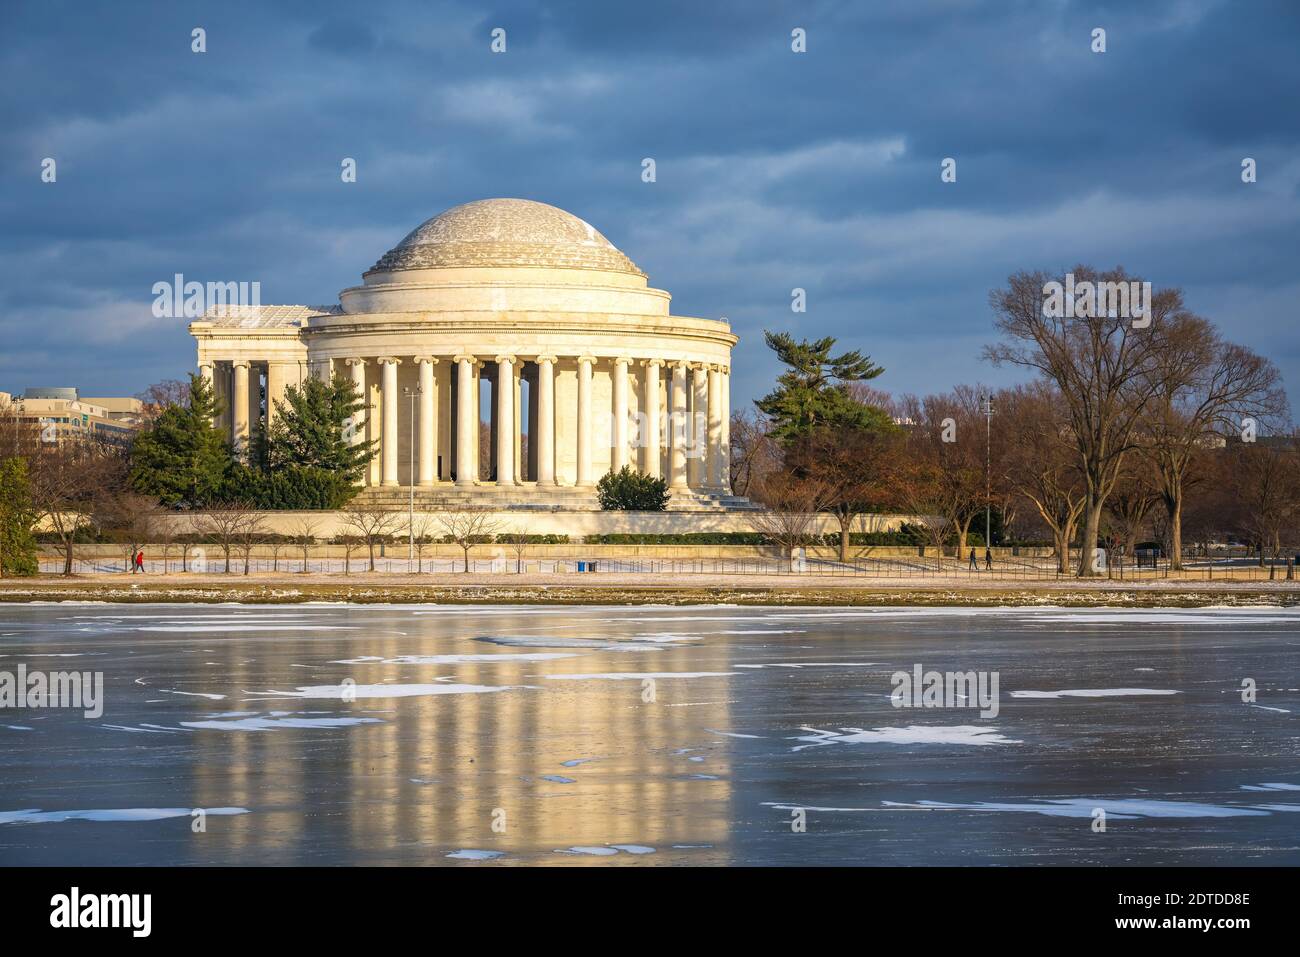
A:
[[290, 515, 323, 573], [747, 473, 829, 560], [1000, 384, 1087, 573], [498, 526, 533, 573], [728, 408, 782, 497], [94, 490, 163, 574], [196, 504, 262, 574], [336, 535, 361, 575], [893, 458, 954, 571], [1105, 469, 1160, 561], [406, 513, 439, 573], [136, 379, 190, 423], [340, 502, 404, 572], [433, 506, 503, 573], [28, 441, 115, 575], [898, 390, 988, 555], [1143, 320, 1285, 569], [987, 267, 1180, 576], [1232, 437, 1300, 565], [234, 512, 269, 575]]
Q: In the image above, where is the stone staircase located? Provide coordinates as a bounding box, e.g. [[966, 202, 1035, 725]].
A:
[[351, 484, 761, 513]]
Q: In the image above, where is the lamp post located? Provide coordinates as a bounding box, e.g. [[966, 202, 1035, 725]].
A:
[[402, 384, 421, 566], [981, 393, 995, 549]]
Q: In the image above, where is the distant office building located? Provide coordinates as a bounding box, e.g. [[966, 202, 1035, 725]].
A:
[[1, 387, 144, 446]]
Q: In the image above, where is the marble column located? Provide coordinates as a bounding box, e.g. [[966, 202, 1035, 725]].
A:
[[344, 358, 367, 485], [417, 357, 437, 486], [720, 367, 731, 493], [536, 355, 557, 486], [643, 359, 663, 479], [669, 360, 689, 489], [455, 355, 476, 487], [495, 355, 516, 485], [690, 364, 709, 488], [247, 363, 262, 448], [199, 363, 215, 427], [708, 364, 724, 489], [612, 356, 630, 472], [576, 355, 595, 487], [231, 360, 250, 457], [266, 362, 291, 428], [380, 357, 400, 486]]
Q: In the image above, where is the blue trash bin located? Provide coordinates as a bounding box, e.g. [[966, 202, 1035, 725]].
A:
[[577, 561, 586, 572]]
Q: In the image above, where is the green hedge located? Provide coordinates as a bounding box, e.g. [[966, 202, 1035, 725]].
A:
[[222, 465, 357, 510], [586, 533, 769, 545]]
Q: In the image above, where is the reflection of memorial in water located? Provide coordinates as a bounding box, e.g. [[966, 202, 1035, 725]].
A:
[[189, 611, 734, 863]]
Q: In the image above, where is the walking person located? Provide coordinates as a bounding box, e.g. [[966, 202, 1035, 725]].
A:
[[135, 550, 145, 574], [969, 547, 978, 571], [984, 548, 993, 570]]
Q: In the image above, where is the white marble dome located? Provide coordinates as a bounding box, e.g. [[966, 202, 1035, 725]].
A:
[[366, 198, 644, 277]]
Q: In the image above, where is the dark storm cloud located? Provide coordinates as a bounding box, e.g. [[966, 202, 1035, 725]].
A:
[[0, 0, 1297, 414]]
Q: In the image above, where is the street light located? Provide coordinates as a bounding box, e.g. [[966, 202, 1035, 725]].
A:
[[402, 384, 422, 567], [981, 393, 995, 550]]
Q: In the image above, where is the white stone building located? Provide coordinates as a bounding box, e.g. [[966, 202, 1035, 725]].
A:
[[190, 199, 746, 511]]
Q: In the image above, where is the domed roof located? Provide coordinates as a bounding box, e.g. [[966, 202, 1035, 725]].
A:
[[367, 198, 644, 277]]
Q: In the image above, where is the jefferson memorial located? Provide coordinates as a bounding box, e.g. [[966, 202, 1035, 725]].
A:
[[190, 198, 745, 513]]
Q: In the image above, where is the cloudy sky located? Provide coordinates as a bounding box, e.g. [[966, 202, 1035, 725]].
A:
[[3, 0, 1298, 413]]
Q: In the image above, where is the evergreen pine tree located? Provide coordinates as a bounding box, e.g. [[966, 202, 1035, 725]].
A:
[[128, 372, 232, 506], [265, 373, 376, 482], [755, 332, 892, 442], [0, 456, 39, 577]]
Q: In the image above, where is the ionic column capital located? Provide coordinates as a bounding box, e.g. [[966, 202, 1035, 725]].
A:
[[613, 356, 631, 367], [643, 357, 666, 369], [414, 355, 439, 366], [453, 354, 480, 367], [231, 359, 251, 369], [577, 354, 596, 366], [344, 357, 366, 368], [378, 356, 401, 366], [535, 354, 558, 365], [494, 354, 518, 366]]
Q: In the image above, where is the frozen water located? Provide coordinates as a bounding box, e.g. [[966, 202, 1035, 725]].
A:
[[0, 602, 1296, 865]]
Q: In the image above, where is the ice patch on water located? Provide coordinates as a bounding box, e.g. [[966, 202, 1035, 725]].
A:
[[705, 729, 763, 739], [560, 758, 593, 767], [879, 798, 1271, 819], [556, 846, 619, 856], [447, 849, 504, 860], [1240, 782, 1300, 791], [734, 662, 876, 669], [140, 625, 358, 632], [543, 672, 737, 681], [181, 714, 384, 731], [540, 775, 576, 784], [478, 635, 694, 652], [253, 683, 513, 700], [554, 845, 653, 856], [1250, 705, 1291, 713], [792, 725, 1022, 750], [331, 652, 578, 665], [160, 689, 227, 700], [99, 723, 176, 734], [3, 725, 33, 731], [0, 806, 248, 824], [1010, 688, 1178, 699]]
